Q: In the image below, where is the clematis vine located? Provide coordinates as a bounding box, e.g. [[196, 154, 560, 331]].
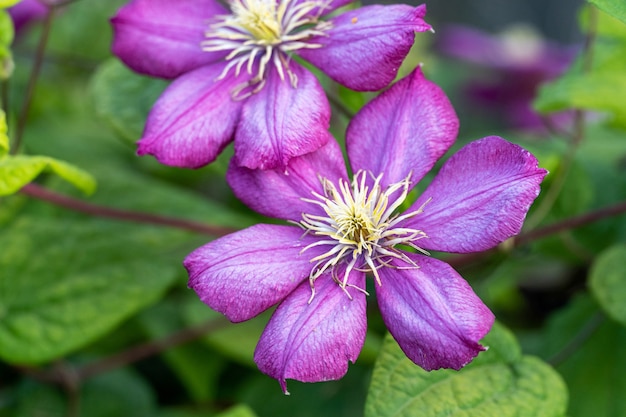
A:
[[111, 0, 431, 170], [185, 67, 547, 393]]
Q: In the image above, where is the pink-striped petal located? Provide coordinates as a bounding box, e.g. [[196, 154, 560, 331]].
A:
[[298, 4, 431, 91], [377, 254, 494, 371], [234, 62, 331, 169], [346, 67, 459, 188], [186, 224, 322, 323], [403, 136, 548, 253], [137, 62, 248, 168], [227, 139, 348, 221], [254, 269, 367, 393], [111, 0, 226, 79]]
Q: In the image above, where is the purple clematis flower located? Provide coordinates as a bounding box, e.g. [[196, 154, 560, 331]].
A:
[[437, 24, 576, 132], [185, 67, 547, 392], [111, 0, 432, 170], [7, 0, 48, 35]]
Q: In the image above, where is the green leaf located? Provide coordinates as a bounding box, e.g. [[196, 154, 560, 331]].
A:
[[0, 9, 12, 46], [589, 245, 626, 325], [138, 297, 226, 402], [365, 322, 568, 417], [589, 0, 626, 25], [184, 299, 266, 368], [538, 295, 626, 417], [216, 405, 259, 417], [0, 155, 96, 196], [534, 39, 626, 128], [12, 369, 156, 417], [534, 40, 626, 127], [581, 6, 626, 39], [89, 59, 167, 144], [0, 0, 21, 9], [0, 109, 8, 156], [0, 217, 183, 364]]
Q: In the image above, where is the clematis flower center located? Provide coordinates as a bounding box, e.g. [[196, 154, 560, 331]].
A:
[[299, 170, 429, 301], [202, 0, 332, 98]]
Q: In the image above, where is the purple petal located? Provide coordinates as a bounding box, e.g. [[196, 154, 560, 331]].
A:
[[8, 0, 47, 34], [298, 4, 431, 91], [227, 139, 348, 221], [234, 62, 331, 169], [186, 224, 323, 323], [347, 67, 458, 188], [137, 62, 248, 168], [111, 0, 226, 79], [254, 269, 367, 393], [377, 254, 494, 371], [403, 136, 547, 253]]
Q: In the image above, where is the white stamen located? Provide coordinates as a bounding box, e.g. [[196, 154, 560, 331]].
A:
[[203, 0, 332, 95], [299, 171, 430, 301]]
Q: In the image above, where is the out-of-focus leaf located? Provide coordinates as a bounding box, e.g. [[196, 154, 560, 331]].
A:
[[581, 6, 626, 39], [534, 40, 626, 127], [184, 299, 266, 368], [0, 11, 13, 79], [138, 297, 226, 402], [0, 217, 182, 364], [365, 322, 567, 417], [590, 245, 626, 325], [90, 59, 167, 144], [12, 369, 156, 417], [0, 0, 20, 9], [216, 405, 259, 417], [589, 0, 626, 25], [538, 295, 626, 417], [0, 155, 96, 196], [46, 0, 127, 60], [0, 110, 8, 155]]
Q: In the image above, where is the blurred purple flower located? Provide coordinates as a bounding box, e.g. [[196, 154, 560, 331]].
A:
[[7, 0, 48, 35], [185, 67, 547, 392], [438, 24, 576, 131], [111, 0, 431, 170]]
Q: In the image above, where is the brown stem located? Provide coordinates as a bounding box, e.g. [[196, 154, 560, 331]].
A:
[[20, 183, 237, 237], [76, 318, 229, 381], [12, 8, 56, 154], [547, 311, 604, 367], [448, 200, 626, 268]]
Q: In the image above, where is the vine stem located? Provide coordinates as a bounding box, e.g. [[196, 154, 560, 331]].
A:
[[18, 317, 229, 392], [20, 183, 237, 237], [11, 7, 56, 154], [547, 311, 605, 367], [447, 199, 626, 268], [526, 5, 598, 229]]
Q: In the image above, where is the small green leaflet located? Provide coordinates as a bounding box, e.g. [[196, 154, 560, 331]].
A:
[[589, 0, 626, 25]]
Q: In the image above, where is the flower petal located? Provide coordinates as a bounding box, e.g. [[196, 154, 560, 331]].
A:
[[111, 0, 226, 79], [234, 62, 331, 169], [227, 139, 348, 221], [347, 67, 458, 188], [137, 63, 248, 168], [254, 269, 367, 393], [298, 4, 431, 91], [8, 0, 47, 34], [377, 254, 494, 371], [186, 224, 323, 323], [404, 136, 548, 253]]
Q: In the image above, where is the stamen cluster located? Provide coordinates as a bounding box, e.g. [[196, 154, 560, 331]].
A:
[[202, 0, 332, 96], [299, 171, 429, 301]]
